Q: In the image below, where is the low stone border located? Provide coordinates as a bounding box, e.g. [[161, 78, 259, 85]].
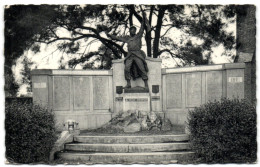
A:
[[49, 131, 74, 161]]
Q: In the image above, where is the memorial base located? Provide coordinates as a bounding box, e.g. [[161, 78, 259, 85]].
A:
[[123, 91, 150, 112]]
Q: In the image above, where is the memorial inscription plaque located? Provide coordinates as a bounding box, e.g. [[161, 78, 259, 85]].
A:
[[53, 76, 70, 111], [93, 77, 109, 110], [206, 71, 223, 101], [73, 77, 90, 110], [166, 74, 182, 108], [123, 94, 150, 112], [186, 73, 202, 107]]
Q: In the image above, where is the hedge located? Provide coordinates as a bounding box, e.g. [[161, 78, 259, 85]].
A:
[[187, 98, 256, 163], [5, 100, 57, 163]]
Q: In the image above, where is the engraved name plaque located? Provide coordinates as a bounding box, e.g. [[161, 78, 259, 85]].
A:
[[228, 77, 243, 83], [34, 82, 47, 88]]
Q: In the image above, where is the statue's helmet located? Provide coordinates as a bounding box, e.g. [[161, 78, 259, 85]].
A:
[[130, 26, 137, 31]]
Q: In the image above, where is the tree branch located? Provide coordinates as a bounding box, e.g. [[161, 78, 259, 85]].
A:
[[160, 27, 174, 38], [153, 6, 167, 58], [79, 26, 99, 34], [76, 26, 127, 57], [46, 35, 91, 44], [41, 27, 127, 59], [157, 49, 181, 58], [149, 5, 154, 26], [158, 49, 183, 66], [128, 5, 142, 23], [48, 27, 59, 38]]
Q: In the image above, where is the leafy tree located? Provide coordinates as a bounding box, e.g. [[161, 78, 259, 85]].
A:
[[4, 5, 238, 94], [5, 5, 237, 66], [4, 5, 58, 96], [20, 57, 34, 93], [68, 44, 115, 69], [4, 66, 19, 97]]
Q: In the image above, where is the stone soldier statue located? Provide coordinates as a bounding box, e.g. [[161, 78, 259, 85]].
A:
[[106, 11, 151, 89]]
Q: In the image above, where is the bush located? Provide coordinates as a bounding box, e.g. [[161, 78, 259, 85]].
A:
[[5, 100, 57, 163], [187, 98, 256, 163]]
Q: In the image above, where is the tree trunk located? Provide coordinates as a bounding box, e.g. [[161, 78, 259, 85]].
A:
[[145, 5, 154, 57], [153, 6, 166, 58], [145, 33, 152, 57]]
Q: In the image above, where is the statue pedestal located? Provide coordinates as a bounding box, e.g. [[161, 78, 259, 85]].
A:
[[123, 87, 150, 112], [112, 57, 162, 115], [124, 86, 149, 93]]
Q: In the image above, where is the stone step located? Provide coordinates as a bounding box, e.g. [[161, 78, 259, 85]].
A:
[[74, 134, 189, 144], [57, 151, 195, 164], [65, 143, 191, 152]]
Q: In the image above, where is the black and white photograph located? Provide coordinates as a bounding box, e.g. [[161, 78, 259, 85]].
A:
[[1, 0, 257, 165]]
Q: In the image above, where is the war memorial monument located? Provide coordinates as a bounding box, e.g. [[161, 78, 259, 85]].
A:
[[27, 5, 256, 164]]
